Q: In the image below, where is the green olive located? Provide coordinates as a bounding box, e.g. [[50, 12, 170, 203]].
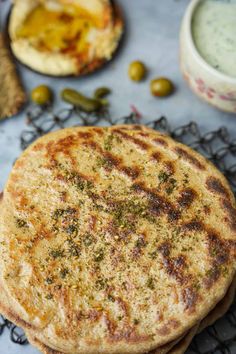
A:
[[94, 87, 111, 99], [61, 88, 102, 112], [128, 61, 147, 82], [150, 78, 174, 97], [31, 85, 52, 105]]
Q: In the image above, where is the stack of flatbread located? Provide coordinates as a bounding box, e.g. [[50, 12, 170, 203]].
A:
[[0, 125, 235, 354]]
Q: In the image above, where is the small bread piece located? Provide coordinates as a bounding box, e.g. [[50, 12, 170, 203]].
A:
[[0, 33, 26, 119]]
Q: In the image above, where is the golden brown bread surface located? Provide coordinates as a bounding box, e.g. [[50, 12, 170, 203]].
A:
[[0, 125, 235, 354], [0, 276, 235, 354], [0, 33, 26, 119]]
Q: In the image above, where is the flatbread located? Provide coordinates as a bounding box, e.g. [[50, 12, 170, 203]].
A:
[[0, 33, 26, 119], [0, 125, 235, 354], [0, 271, 183, 354], [167, 276, 236, 354], [197, 275, 236, 333], [0, 278, 234, 354]]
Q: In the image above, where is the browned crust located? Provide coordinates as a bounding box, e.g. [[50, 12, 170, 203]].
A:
[[152, 137, 169, 147], [26, 332, 186, 354], [0, 283, 37, 331], [221, 199, 236, 231], [25, 334, 64, 354], [112, 128, 150, 151], [177, 188, 197, 208], [206, 177, 230, 199], [198, 276, 236, 333], [5, 277, 236, 354], [174, 147, 205, 170], [0, 33, 26, 119]]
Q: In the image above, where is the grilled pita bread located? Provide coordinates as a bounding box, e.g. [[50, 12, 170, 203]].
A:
[[0, 276, 234, 354], [0, 125, 235, 354], [26, 277, 236, 354]]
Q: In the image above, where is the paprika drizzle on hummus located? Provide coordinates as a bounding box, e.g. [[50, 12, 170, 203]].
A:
[[192, 0, 236, 77]]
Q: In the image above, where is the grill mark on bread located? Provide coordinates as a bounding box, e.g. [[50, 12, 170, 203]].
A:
[[56, 167, 95, 190], [182, 221, 234, 284], [157, 325, 170, 336], [45, 135, 79, 165], [207, 233, 229, 265], [158, 243, 188, 285], [178, 188, 197, 208], [112, 129, 150, 151], [46, 130, 102, 164], [174, 147, 205, 170], [163, 161, 175, 175], [204, 233, 230, 288], [182, 220, 203, 232], [137, 132, 150, 138], [121, 166, 140, 179], [152, 138, 168, 147], [87, 309, 102, 322], [105, 314, 117, 336], [132, 182, 180, 221], [157, 319, 180, 336], [88, 215, 98, 232], [168, 319, 181, 329], [100, 152, 121, 170], [83, 140, 141, 179], [158, 242, 199, 311], [151, 152, 162, 162], [104, 313, 152, 344], [120, 125, 143, 131], [206, 177, 230, 198], [77, 131, 93, 139], [116, 297, 130, 318], [132, 182, 180, 222], [221, 199, 236, 231], [92, 127, 104, 136], [100, 151, 141, 179], [47, 135, 77, 155], [204, 266, 221, 289], [203, 204, 211, 215], [108, 326, 152, 343], [182, 287, 198, 312], [32, 142, 43, 152]]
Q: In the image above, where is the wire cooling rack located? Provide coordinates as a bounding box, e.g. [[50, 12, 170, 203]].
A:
[[1, 105, 236, 354]]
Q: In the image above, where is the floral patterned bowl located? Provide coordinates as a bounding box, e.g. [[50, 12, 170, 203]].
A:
[[180, 0, 236, 113]]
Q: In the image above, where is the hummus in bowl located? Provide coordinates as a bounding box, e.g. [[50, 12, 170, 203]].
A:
[[8, 0, 123, 76]]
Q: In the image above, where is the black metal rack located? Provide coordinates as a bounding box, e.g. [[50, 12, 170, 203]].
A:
[[1, 105, 236, 353]]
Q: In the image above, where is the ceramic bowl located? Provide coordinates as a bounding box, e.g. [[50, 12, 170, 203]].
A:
[[180, 0, 236, 113]]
